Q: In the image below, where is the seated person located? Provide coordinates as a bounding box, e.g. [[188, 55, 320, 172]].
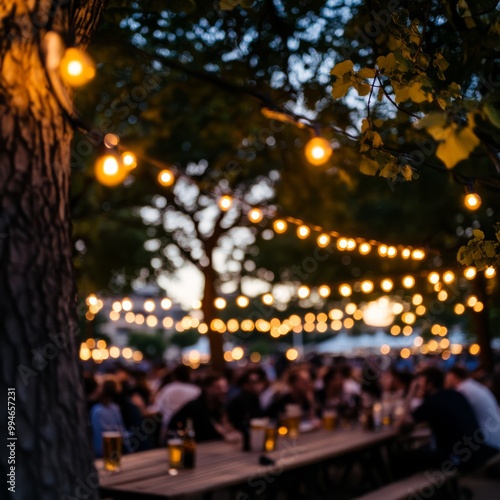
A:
[[90, 378, 129, 458], [266, 367, 317, 422], [445, 366, 500, 453], [397, 367, 498, 474], [168, 373, 240, 443], [227, 368, 268, 432], [316, 366, 360, 418]]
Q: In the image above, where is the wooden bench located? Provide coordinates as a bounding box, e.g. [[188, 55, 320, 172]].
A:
[[354, 455, 500, 500], [353, 470, 458, 500]]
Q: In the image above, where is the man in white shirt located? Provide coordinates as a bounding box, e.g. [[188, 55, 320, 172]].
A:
[[149, 365, 201, 435], [445, 366, 500, 451]]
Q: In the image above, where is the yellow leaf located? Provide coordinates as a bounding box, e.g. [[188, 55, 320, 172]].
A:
[[436, 123, 480, 168], [331, 60, 354, 77], [331, 77, 353, 99], [361, 118, 370, 133], [371, 131, 383, 148], [359, 157, 380, 176], [357, 68, 376, 79], [376, 53, 398, 74], [353, 81, 371, 96]]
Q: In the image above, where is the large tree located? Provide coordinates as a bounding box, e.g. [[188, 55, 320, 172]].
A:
[[0, 2, 104, 498]]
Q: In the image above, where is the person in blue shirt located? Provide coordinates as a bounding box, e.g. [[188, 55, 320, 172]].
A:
[[90, 378, 129, 458]]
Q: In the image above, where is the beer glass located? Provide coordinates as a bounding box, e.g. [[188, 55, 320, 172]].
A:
[[322, 409, 337, 431], [102, 431, 123, 472], [264, 424, 277, 452], [167, 438, 183, 474]]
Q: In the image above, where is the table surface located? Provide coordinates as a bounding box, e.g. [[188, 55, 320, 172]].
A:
[[97, 427, 398, 499]]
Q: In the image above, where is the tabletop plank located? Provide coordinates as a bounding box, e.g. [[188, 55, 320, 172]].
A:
[[98, 427, 398, 499]]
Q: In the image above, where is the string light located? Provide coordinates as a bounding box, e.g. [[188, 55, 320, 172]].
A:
[[59, 48, 95, 86], [401, 248, 411, 259], [464, 267, 477, 280], [359, 242, 372, 255], [318, 285, 331, 298], [387, 246, 397, 258], [485, 267, 496, 278], [411, 249, 426, 260], [248, 208, 263, 223], [442, 271, 455, 284], [464, 191, 482, 211], [378, 245, 388, 257], [304, 137, 333, 166], [297, 225, 310, 239], [214, 297, 227, 309], [297, 285, 310, 299], [381, 279, 393, 292], [337, 238, 348, 250], [454, 304, 465, 314], [273, 220, 287, 233], [339, 284, 352, 297], [95, 154, 127, 186], [402, 275, 415, 288], [218, 195, 233, 211], [158, 169, 175, 186], [262, 293, 274, 305], [317, 233, 330, 248], [121, 152, 137, 170], [360, 280, 374, 293], [428, 272, 440, 284], [236, 295, 250, 308]]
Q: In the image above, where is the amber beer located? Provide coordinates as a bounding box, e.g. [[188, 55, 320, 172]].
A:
[[102, 431, 123, 472], [322, 409, 337, 431], [168, 438, 183, 470], [264, 424, 277, 452]]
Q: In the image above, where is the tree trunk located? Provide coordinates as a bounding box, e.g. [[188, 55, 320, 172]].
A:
[[201, 263, 225, 372], [0, 2, 104, 498], [471, 274, 494, 374]]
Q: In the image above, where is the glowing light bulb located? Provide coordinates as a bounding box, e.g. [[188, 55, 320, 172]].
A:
[[485, 267, 496, 279], [248, 208, 263, 223], [361, 280, 374, 293], [464, 193, 481, 211], [337, 238, 348, 250], [273, 220, 287, 233], [121, 151, 137, 170], [381, 279, 393, 292], [411, 249, 426, 260], [359, 242, 372, 255], [346, 239, 356, 250], [218, 195, 232, 211], [428, 272, 440, 284], [339, 284, 352, 297], [304, 137, 333, 166], [262, 293, 274, 305], [95, 154, 127, 186], [378, 245, 388, 257], [236, 295, 249, 308], [318, 285, 331, 298], [158, 169, 175, 186], [442, 271, 455, 284], [59, 48, 95, 87], [464, 267, 477, 280], [297, 285, 310, 299], [317, 233, 330, 248], [214, 297, 227, 309], [387, 246, 397, 258], [297, 225, 310, 239], [402, 275, 415, 288], [401, 248, 411, 259]]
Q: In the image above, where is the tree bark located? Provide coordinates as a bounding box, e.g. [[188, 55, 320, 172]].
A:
[[201, 262, 225, 372], [0, 2, 104, 498]]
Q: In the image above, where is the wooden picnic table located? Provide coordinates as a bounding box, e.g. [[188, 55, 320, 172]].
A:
[[97, 427, 399, 499]]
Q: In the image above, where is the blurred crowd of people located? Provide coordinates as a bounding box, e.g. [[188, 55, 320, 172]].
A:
[[84, 352, 500, 474]]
